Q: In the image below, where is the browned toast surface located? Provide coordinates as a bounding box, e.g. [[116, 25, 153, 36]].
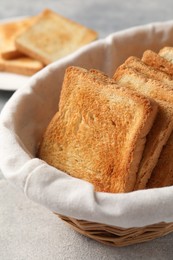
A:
[[142, 50, 173, 75], [129, 51, 173, 189], [159, 46, 173, 63], [114, 65, 173, 190], [147, 132, 173, 188], [124, 56, 173, 83], [38, 66, 157, 193]]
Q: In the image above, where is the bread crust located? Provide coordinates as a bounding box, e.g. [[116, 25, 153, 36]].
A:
[[38, 66, 157, 193], [132, 49, 173, 189], [142, 50, 173, 75], [147, 132, 173, 188], [159, 46, 173, 63], [124, 56, 173, 82], [0, 55, 44, 76]]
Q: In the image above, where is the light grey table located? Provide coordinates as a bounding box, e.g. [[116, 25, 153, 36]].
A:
[[1, 1, 173, 259]]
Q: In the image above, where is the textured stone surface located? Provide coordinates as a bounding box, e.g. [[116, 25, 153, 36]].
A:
[[1, 1, 173, 258], [1, 180, 173, 260]]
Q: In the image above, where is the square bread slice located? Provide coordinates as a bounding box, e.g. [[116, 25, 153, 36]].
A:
[[147, 132, 173, 188], [159, 46, 173, 63], [141, 48, 173, 189], [113, 65, 173, 190], [0, 54, 44, 76], [123, 55, 173, 189], [142, 50, 173, 75], [38, 66, 157, 193], [124, 56, 173, 84], [0, 16, 37, 59], [15, 9, 98, 65]]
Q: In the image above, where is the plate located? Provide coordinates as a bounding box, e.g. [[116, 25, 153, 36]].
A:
[[0, 16, 30, 91], [0, 72, 29, 91]]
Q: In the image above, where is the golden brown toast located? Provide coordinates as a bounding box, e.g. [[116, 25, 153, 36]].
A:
[[123, 55, 173, 188], [140, 48, 173, 189], [159, 46, 173, 63], [38, 66, 157, 193], [124, 56, 173, 83], [113, 65, 173, 190], [124, 55, 173, 189], [15, 9, 98, 65], [0, 16, 37, 59], [147, 132, 173, 188], [142, 50, 173, 75], [0, 54, 44, 76]]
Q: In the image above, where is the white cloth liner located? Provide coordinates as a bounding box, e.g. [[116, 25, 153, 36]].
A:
[[1, 21, 173, 228]]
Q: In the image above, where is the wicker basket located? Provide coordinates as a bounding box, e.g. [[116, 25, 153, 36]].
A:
[[56, 214, 173, 247]]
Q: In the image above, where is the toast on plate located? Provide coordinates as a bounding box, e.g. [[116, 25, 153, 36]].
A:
[[15, 9, 98, 65], [38, 66, 157, 193], [0, 16, 37, 59], [0, 55, 44, 76]]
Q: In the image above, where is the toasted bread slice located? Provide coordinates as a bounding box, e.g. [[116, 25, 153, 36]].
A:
[[159, 46, 173, 63], [124, 56, 173, 189], [0, 16, 37, 59], [147, 132, 173, 188], [124, 56, 173, 83], [142, 50, 173, 75], [15, 9, 98, 65], [38, 66, 157, 193], [0, 54, 44, 76], [138, 49, 173, 189], [114, 65, 173, 190]]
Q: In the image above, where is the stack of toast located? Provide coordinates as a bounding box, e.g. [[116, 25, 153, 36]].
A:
[[38, 46, 173, 193], [0, 9, 97, 76]]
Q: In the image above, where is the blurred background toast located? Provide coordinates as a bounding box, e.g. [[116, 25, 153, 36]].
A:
[[0, 16, 38, 59], [15, 9, 98, 65], [0, 14, 44, 75], [0, 55, 44, 76], [0, 9, 98, 76]]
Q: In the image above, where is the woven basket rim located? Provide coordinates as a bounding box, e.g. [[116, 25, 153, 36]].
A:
[[57, 214, 173, 247]]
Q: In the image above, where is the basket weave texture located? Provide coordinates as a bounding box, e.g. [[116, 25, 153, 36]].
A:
[[56, 214, 173, 247]]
